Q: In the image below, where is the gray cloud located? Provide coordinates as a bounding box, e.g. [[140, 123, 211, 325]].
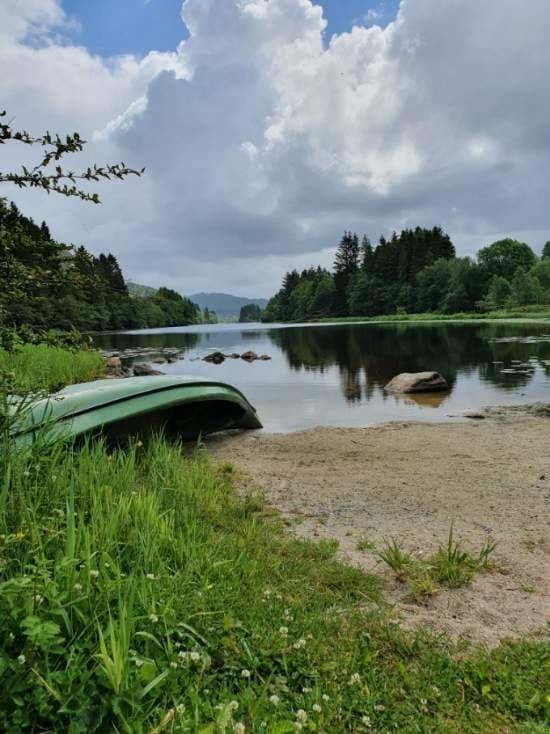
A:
[[2, 0, 550, 297]]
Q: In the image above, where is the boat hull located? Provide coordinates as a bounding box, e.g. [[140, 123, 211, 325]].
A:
[[13, 376, 262, 444]]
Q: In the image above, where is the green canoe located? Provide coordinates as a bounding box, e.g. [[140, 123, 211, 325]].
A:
[[13, 376, 262, 444]]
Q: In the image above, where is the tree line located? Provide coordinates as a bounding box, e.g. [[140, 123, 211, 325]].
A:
[[0, 199, 203, 336], [263, 227, 550, 322]]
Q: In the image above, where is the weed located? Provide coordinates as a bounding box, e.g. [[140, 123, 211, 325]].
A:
[[356, 536, 375, 551], [407, 571, 438, 603], [430, 524, 496, 588], [378, 538, 416, 579]]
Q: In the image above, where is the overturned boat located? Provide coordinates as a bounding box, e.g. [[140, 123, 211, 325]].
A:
[[14, 376, 262, 444]]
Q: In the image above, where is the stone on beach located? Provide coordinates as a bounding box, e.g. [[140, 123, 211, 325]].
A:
[[384, 371, 449, 394]]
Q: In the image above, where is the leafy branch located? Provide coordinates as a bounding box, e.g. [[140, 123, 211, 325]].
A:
[[0, 111, 144, 203]]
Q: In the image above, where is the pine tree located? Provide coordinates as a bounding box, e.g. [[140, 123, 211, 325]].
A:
[[333, 232, 360, 316], [361, 236, 374, 272]]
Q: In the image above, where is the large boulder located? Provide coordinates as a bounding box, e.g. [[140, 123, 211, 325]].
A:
[[384, 371, 449, 394]]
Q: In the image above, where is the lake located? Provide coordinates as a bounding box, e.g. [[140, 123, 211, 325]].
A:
[[93, 321, 550, 432]]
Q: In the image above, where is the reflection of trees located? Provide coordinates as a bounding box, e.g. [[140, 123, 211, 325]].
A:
[[269, 323, 550, 403], [91, 332, 201, 351]]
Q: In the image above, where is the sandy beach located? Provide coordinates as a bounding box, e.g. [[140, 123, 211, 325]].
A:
[[207, 411, 550, 646]]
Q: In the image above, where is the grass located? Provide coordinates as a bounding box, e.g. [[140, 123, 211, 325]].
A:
[[0, 349, 549, 730], [378, 526, 498, 595], [313, 304, 550, 325], [0, 343, 104, 393], [1, 436, 549, 732]]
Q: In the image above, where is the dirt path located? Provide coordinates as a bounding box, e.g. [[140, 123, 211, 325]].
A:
[[207, 416, 550, 646]]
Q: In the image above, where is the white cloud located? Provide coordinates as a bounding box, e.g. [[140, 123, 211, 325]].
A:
[[1, 0, 550, 298]]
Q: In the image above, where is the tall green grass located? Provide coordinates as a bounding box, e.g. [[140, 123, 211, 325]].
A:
[[0, 343, 104, 393], [1, 430, 549, 731]]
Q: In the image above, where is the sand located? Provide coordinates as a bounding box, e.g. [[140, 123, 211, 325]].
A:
[[207, 412, 550, 646]]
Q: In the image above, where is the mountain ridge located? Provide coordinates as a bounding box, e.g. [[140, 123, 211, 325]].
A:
[[127, 283, 268, 318]]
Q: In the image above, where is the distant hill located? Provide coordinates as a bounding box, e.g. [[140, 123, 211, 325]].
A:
[[189, 293, 268, 319], [127, 282, 158, 297]]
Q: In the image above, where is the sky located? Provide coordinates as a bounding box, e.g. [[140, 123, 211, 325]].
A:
[[1, 0, 550, 298]]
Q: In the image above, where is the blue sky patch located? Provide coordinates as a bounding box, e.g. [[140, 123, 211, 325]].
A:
[[61, 0, 399, 58]]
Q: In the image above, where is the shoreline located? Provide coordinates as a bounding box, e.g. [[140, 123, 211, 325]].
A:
[[207, 409, 550, 646]]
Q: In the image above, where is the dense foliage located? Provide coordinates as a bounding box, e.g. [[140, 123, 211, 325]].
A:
[[0, 200, 201, 336], [263, 228, 550, 321], [238, 303, 262, 322]]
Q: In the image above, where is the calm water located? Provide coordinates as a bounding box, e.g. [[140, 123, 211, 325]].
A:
[[93, 321, 550, 432]]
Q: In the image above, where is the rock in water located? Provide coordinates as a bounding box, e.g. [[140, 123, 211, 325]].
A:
[[105, 356, 130, 379], [132, 363, 164, 376], [384, 371, 449, 394], [203, 351, 225, 364], [241, 351, 259, 362]]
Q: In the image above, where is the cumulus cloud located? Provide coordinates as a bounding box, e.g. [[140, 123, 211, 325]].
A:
[[1, 0, 550, 296]]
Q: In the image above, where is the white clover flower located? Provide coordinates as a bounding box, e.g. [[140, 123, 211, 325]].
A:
[[146, 573, 156, 580], [279, 626, 289, 636], [175, 703, 185, 714], [8, 633, 15, 641], [293, 639, 306, 650], [34, 594, 44, 604], [302, 687, 312, 694], [321, 694, 330, 702], [178, 651, 188, 660], [233, 724, 245, 734], [241, 669, 251, 679], [275, 593, 283, 600], [189, 651, 201, 662], [170, 661, 178, 669], [89, 569, 99, 578], [73, 583, 83, 592], [282, 609, 293, 621], [348, 673, 361, 686], [263, 589, 271, 598], [17, 654, 26, 665], [362, 715, 372, 727], [296, 710, 307, 723], [374, 704, 386, 711], [312, 703, 322, 713], [149, 613, 159, 624], [229, 701, 239, 711], [269, 695, 280, 705]]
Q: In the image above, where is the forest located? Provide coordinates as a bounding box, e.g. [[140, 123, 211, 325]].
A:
[[263, 227, 550, 322], [0, 199, 202, 335]]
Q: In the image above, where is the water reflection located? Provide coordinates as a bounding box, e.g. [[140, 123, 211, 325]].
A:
[[92, 321, 550, 431], [268, 322, 550, 403]]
